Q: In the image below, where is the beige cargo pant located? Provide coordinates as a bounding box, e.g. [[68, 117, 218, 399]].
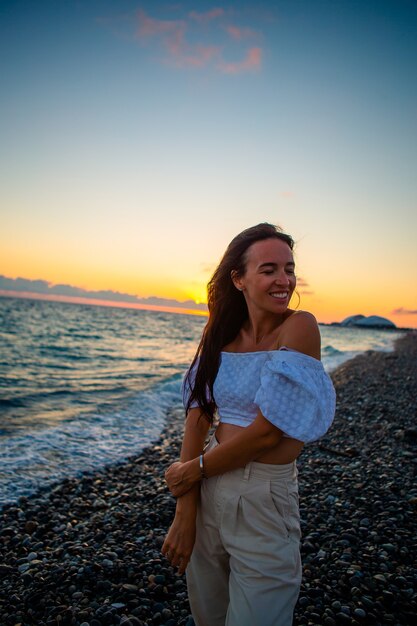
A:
[[186, 436, 302, 626]]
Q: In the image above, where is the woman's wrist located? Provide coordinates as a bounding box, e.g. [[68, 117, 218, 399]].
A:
[[186, 457, 203, 485], [176, 492, 198, 517]]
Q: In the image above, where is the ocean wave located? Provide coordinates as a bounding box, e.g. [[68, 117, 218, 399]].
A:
[[0, 397, 26, 408], [0, 374, 184, 506]]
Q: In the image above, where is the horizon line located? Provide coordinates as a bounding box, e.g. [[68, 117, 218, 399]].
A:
[[1, 291, 414, 330], [0, 291, 209, 317]]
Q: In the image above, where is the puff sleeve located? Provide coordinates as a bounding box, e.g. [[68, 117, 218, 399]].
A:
[[254, 350, 336, 443]]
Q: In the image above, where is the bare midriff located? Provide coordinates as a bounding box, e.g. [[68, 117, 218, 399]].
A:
[[215, 422, 304, 464]]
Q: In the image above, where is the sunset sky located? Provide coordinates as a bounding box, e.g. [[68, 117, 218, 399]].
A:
[[1, 0, 416, 327]]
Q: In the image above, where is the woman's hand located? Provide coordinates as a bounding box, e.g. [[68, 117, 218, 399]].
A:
[[165, 459, 200, 497], [162, 510, 197, 575]]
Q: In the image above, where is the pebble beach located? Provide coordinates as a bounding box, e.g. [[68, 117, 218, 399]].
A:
[[0, 333, 416, 626]]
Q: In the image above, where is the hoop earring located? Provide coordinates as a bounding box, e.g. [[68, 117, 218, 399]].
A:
[[291, 289, 301, 309]]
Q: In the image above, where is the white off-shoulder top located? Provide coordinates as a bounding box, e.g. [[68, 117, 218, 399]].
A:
[[183, 349, 336, 444]]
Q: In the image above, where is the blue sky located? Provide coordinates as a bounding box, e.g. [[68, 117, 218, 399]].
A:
[[1, 0, 416, 326]]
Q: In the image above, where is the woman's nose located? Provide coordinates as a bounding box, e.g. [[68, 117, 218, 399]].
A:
[[275, 270, 290, 285]]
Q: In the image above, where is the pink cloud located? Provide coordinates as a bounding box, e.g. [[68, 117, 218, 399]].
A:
[[219, 47, 262, 74], [189, 8, 225, 23], [136, 9, 186, 55], [226, 25, 258, 40], [392, 307, 417, 315], [136, 9, 219, 67], [172, 45, 220, 68], [132, 8, 262, 74], [279, 191, 295, 198], [136, 9, 185, 38]]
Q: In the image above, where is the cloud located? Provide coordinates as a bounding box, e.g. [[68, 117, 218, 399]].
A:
[[136, 10, 184, 37], [189, 8, 225, 23], [175, 45, 220, 68], [391, 307, 417, 315], [225, 25, 258, 40], [279, 191, 295, 198], [128, 7, 262, 74], [218, 47, 261, 74], [135, 8, 221, 68], [200, 262, 216, 274], [0, 277, 51, 294], [136, 9, 186, 56], [0, 275, 207, 311]]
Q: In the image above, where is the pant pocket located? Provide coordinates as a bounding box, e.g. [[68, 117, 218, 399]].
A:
[[269, 479, 301, 542]]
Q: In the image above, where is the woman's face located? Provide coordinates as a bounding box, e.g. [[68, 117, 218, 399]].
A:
[[234, 238, 296, 315]]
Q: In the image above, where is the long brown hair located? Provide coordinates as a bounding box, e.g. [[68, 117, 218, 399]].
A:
[[185, 223, 294, 423]]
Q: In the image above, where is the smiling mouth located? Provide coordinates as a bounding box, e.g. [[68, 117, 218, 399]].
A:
[[270, 292, 288, 300]]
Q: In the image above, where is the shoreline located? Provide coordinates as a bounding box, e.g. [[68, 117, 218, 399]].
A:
[[1, 333, 416, 625], [0, 306, 406, 510]]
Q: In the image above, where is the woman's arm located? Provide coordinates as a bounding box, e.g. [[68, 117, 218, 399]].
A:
[[162, 408, 210, 574], [165, 411, 283, 496], [166, 312, 321, 497]]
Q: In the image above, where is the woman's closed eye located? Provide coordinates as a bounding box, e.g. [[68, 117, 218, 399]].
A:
[[261, 268, 295, 276]]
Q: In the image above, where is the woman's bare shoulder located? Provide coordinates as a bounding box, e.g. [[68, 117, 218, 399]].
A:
[[278, 310, 321, 359], [284, 309, 318, 327]]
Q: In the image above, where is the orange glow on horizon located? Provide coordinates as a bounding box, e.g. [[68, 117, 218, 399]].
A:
[[0, 291, 209, 317], [1, 290, 415, 329]]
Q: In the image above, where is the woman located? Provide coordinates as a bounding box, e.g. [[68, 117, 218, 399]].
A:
[[162, 223, 336, 626]]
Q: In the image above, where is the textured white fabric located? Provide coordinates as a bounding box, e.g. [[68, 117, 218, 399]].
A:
[[183, 349, 336, 443], [253, 350, 336, 442]]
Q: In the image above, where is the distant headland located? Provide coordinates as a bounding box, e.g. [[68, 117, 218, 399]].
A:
[[330, 314, 397, 329]]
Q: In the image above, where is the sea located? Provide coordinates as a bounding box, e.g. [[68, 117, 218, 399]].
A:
[[0, 296, 404, 507]]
